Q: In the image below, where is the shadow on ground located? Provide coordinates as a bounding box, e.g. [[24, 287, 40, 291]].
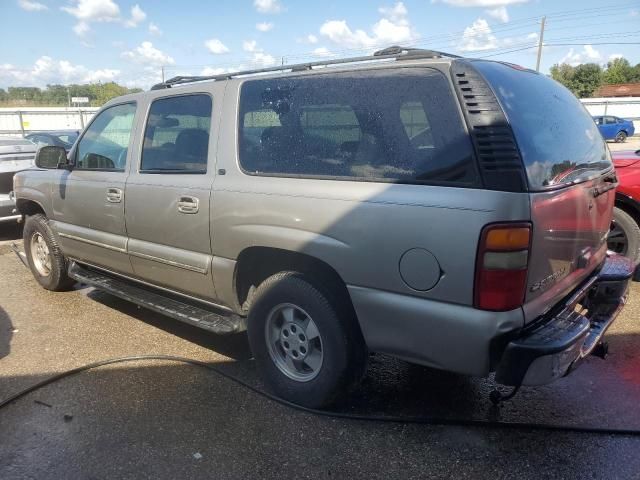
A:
[[0, 307, 12, 361]]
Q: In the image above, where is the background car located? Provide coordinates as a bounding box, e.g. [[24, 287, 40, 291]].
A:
[[24, 130, 79, 153], [609, 149, 640, 262], [593, 116, 636, 143], [0, 136, 37, 221]]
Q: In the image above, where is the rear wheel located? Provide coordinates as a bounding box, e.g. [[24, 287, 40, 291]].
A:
[[608, 207, 640, 263], [23, 214, 75, 291], [247, 271, 367, 408], [615, 131, 627, 143]]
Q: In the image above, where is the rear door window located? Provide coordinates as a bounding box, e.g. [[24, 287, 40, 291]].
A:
[[238, 68, 477, 185], [474, 61, 611, 189], [141, 94, 212, 174]]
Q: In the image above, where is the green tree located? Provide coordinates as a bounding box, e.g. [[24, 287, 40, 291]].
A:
[[550, 62, 603, 98], [603, 58, 634, 84]]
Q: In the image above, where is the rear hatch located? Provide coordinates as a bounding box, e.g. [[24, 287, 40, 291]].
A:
[[474, 61, 615, 322]]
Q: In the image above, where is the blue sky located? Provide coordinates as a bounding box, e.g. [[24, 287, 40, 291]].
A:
[[1, 0, 639, 89]]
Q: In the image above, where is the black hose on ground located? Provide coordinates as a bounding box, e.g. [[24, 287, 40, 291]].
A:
[[1, 354, 640, 436]]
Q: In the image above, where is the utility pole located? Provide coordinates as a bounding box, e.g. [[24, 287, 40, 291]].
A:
[[535, 16, 546, 72], [161, 65, 165, 83]]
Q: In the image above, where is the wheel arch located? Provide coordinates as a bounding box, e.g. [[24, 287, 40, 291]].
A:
[[615, 193, 640, 226], [234, 246, 359, 324], [15, 198, 47, 217]]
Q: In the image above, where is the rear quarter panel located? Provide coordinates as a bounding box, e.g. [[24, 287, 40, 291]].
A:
[[212, 80, 532, 307]]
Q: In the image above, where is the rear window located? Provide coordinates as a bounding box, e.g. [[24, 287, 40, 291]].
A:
[[474, 61, 612, 189], [238, 68, 477, 185]]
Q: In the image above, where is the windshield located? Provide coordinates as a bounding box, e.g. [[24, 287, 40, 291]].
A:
[[473, 61, 612, 190]]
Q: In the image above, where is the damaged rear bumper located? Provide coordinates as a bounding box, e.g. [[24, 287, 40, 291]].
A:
[[495, 254, 637, 387]]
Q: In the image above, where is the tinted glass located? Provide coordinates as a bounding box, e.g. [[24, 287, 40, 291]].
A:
[[474, 61, 611, 189], [238, 68, 476, 185], [76, 103, 136, 170], [141, 94, 212, 173]]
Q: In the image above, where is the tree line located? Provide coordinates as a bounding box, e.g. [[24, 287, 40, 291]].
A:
[[550, 57, 640, 98], [0, 82, 143, 107]]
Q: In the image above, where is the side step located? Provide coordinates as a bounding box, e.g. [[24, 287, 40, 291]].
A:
[[68, 261, 245, 334]]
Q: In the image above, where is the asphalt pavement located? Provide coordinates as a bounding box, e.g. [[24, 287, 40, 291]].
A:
[[1, 222, 640, 479]]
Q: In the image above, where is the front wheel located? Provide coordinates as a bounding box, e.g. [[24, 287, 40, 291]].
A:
[[23, 214, 75, 291], [615, 131, 627, 143], [247, 272, 367, 408], [608, 207, 640, 263]]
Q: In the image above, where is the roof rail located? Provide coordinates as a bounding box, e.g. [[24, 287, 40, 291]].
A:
[[150, 46, 462, 90]]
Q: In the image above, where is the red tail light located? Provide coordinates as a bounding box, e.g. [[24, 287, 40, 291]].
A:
[[474, 223, 532, 311]]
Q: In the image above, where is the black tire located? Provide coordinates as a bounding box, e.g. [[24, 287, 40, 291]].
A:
[[247, 271, 367, 408], [23, 214, 75, 291], [608, 207, 640, 263], [615, 131, 627, 143]]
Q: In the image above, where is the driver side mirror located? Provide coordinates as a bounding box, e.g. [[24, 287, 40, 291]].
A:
[[35, 145, 69, 169]]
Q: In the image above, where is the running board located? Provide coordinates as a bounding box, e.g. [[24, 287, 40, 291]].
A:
[[68, 261, 245, 334]]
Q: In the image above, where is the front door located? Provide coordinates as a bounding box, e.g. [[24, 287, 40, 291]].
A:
[[51, 102, 138, 274], [124, 91, 219, 301]]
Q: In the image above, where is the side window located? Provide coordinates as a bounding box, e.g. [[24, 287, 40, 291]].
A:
[[594, 117, 602, 125], [605, 116, 617, 124], [238, 69, 476, 185], [76, 103, 136, 170], [141, 94, 212, 173]]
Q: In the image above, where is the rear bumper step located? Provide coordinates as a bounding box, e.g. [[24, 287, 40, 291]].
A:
[[495, 254, 636, 387], [68, 261, 246, 335]]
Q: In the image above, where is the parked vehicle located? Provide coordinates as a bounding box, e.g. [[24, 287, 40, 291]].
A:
[[24, 130, 79, 153], [0, 136, 36, 221], [12, 48, 638, 407], [609, 149, 640, 263], [593, 116, 635, 142]]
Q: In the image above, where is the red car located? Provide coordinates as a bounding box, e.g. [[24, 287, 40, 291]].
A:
[[609, 149, 640, 262]]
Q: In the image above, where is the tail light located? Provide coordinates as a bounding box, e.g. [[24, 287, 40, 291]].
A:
[[474, 223, 532, 311]]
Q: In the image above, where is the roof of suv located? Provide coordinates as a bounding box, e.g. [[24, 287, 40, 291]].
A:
[[149, 46, 462, 92]]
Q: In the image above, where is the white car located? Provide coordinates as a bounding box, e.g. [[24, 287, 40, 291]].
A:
[[0, 136, 37, 221]]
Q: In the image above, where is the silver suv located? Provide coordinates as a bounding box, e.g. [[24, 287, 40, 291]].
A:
[[13, 48, 639, 407]]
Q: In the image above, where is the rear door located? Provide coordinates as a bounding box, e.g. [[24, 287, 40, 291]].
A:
[[124, 89, 222, 301], [602, 116, 619, 139], [474, 61, 615, 321]]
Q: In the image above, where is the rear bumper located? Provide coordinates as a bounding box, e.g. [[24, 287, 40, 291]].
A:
[[495, 254, 637, 387]]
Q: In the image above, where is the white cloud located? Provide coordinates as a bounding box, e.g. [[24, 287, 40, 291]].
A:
[[319, 2, 416, 50], [440, 0, 528, 6], [312, 47, 335, 57], [254, 0, 283, 14], [558, 45, 602, 66], [0, 56, 121, 87], [486, 6, 508, 22], [61, 0, 120, 22], [609, 53, 624, 61], [122, 41, 175, 66], [204, 38, 230, 54], [18, 0, 48, 11], [148, 22, 162, 35], [458, 17, 537, 52], [256, 22, 274, 32], [243, 40, 259, 52], [458, 18, 498, 51], [251, 52, 276, 67], [307, 34, 318, 44], [123, 4, 146, 28], [73, 21, 90, 36]]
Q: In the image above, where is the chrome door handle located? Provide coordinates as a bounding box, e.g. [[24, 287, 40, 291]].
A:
[[106, 188, 122, 203], [177, 195, 199, 214]]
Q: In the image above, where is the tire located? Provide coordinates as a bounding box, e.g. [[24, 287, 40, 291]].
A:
[[23, 214, 75, 291], [247, 271, 367, 408], [608, 207, 640, 263], [615, 131, 627, 143]]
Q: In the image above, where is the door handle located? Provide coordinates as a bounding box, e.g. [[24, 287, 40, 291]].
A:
[[177, 196, 199, 214], [106, 188, 122, 203]]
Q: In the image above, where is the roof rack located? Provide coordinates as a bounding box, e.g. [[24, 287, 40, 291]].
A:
[[150, 46, 462, 90]]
